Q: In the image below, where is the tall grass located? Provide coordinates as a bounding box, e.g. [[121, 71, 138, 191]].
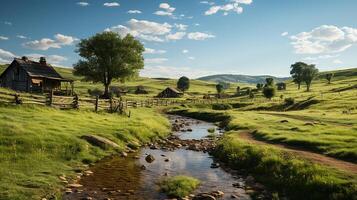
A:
[[0, 104, 170, 200]]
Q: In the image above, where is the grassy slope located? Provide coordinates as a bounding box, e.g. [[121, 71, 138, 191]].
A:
[[167, 67, 357, 199], [0, 104, 170, 200]]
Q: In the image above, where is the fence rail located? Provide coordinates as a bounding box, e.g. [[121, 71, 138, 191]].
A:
[[0, 90, 237, 113]]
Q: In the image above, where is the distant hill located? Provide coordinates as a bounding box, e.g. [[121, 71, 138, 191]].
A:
[[197, 74, 289, 84]]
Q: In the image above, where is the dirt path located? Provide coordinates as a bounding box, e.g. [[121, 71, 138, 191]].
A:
[[239, 132, 357, 175]]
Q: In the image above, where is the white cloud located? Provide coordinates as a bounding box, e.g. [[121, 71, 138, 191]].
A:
[[54, 34, 77, 45], [154, 10, 173, 16], [103, 2, 120, 7], [23, 34, 78, 50], [0, 36, 9, 40], [144, 48, 166, 54], [128, 10, 142, 14], [105, 19, 172, 42], [188, 56, 195, 60], [333, 59, 343, 64], [187, 32, 215, 40], [154, 3, 176, 17], [77, 2, 89, 6], [0, 48, 16, 64], [160, 3, 175, 12], [200, 1, 215, 5], [303, 54, 339, 61], [16, 35, 27, 39], [4, 21, 12, 26], [204, 0, 252, 16], [25, 54, 68, 64], [290, 25, 357, 54], [166, 32, 186, 40], [175, 23, 188, 31], [182, 49, 189, 54], [145, 58, 168, 64], [281, 32, 289, 37]]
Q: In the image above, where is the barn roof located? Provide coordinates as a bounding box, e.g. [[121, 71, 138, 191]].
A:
[[0, 58, 72, 82], [165, 87, 183, 94]]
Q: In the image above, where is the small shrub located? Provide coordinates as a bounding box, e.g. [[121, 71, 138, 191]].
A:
[[263, 87, 276, 100], [87, 88, 103, 97], [159, 176, 200, 198], [284, 97, 295, 106], [109, 86, 126, 97], [212, 103, 232, 110]]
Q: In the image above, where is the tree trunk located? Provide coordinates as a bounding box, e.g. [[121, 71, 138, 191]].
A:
[[298, 83, 301, 90], [306, 84, 310, 92], [104, 84, 110, 98]]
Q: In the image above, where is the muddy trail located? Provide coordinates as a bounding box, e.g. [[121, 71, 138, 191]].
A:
[[63, 116, 272, 200], [239, 132, 357, 174]]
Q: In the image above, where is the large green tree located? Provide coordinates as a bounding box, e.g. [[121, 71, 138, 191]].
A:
[[177, 76, 190, 93], [290, 62, 307, 90], [73, 32, 144, 98], [302, 64, 319, 92]]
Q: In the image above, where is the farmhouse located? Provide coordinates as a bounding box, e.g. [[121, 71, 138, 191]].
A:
[[157, 87, 183, 98], [0, 57, 73, 94]]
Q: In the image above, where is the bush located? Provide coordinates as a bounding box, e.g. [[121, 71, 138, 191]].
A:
[[87, 88, 103, 97], [263, 87, 276, 100], [284, 97, 295, 106], [159, 176, 200, 198], [109, 86, 126, 97], [212, 103, 233, 110]]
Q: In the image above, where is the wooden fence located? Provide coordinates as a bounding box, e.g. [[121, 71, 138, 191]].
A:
[[0, 90, 235, 112]]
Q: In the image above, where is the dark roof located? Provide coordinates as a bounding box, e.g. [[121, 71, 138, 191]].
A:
[[165, 87, 183, 94], [1, 58, 71, 81]]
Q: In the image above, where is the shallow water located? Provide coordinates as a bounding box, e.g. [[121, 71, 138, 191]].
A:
[[65, 116, 251, 200]]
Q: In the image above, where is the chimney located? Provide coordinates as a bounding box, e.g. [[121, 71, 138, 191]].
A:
[[39, 57, 46, 65], [21, 56, 28, 61]]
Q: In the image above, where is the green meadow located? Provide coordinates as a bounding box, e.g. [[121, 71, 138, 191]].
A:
[[1, 63, 357, 199], [0, 104, 169, 200]]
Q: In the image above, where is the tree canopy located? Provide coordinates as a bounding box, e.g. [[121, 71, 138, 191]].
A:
[[216, 83, 224, 94], [73, 32, 144, 98], [290, 62, 307, 90], [263, 86, 276, 100], [177, 76, 190, 93], [326, 73, 334, 84], [302, 64, 319, 91]]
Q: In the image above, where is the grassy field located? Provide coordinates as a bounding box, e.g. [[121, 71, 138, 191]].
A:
[[2, 62, 357, 199], [166, 67, 357, 199], [1, 64, 245, 99], [0, 104, 170, 200]]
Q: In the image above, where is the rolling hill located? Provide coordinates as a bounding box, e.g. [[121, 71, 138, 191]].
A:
[[197, 74, 289, 84]]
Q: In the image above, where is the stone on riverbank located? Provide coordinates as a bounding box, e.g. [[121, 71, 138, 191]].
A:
[[145, 154, 155, 163], [80, 135, 119, 150]]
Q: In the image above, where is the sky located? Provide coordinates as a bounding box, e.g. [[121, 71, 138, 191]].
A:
[[1, 0, 357, 78]]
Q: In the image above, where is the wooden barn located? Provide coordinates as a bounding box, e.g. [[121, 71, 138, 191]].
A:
[[157, 87, 183, 98], [0, 57, 73, 94]]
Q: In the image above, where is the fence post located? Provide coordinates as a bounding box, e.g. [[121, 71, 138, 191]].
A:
[[14, 94, 22, 105], [47, 90, 53, 106], [72, 94, 79, 109], [95, 96, 99, 112], [109, 96, 113, 112]]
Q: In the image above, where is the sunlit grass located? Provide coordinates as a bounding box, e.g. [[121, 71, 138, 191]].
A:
[[0, 104, 170, 200]]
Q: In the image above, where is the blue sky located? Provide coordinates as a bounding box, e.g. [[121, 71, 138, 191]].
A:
[[1, 0, 357, 78]]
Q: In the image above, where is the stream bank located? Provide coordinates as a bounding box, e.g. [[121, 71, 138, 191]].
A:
[[63, 115, 271, 200]]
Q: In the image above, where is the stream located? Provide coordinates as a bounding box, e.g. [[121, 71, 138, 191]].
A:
[[64, 116, 267, 200]]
